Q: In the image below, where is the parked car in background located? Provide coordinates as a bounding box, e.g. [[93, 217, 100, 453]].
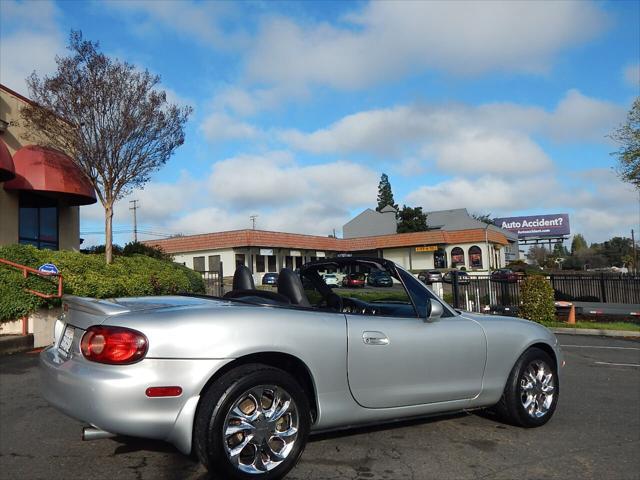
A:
[[342, 273, 366, 288], [367, 270, 393, 287], [442, 270, 471, 285], [40, 257, 562, 480], [261, 272, 279, 285], [491, 269, 519, 283], [323, 273, 339, 287], [418, 270, 442, 284]]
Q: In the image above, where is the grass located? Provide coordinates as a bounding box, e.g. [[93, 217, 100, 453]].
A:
[[540, 320, 640, 332]]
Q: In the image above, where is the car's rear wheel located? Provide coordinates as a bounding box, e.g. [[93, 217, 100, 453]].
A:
[[495, 347, 559, 427], [194, 364, 310, 480]]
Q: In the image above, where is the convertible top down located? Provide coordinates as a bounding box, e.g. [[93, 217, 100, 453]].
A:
[[41, 257, 562, 479]]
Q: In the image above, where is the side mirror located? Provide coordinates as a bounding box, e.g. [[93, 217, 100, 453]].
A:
[[426, 297, 444, 322]]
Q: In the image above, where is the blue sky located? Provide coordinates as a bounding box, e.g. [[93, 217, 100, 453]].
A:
[[1, 0, 639, 246]]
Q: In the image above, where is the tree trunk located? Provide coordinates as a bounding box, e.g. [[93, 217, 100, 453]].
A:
[[105, 202, 114, 264]]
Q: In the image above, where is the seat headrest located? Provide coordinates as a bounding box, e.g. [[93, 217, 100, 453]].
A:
[[277, 268, 311, 307], [232, 265, 255, 291]]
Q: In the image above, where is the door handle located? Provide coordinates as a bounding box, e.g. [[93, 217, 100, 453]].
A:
[[362, 331, 389, 345]]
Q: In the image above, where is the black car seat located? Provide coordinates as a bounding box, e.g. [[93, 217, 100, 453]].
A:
[[277, 268, 312, 307], [232, 265, 255, 290], [224, 265, 291, 305]]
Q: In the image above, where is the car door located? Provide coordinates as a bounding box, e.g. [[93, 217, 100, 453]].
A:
[[346, 304, 486, 409]]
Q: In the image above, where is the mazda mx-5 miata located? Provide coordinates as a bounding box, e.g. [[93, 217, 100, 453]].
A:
[[40, 257, 562, 480]]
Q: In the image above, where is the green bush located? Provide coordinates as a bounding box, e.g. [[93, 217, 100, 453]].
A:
[[0, 244, 205, 323], [519, 275, 556, 323]]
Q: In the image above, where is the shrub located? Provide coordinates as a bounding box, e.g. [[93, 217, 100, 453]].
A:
[[519, 275, 556, 323], [0, 244, 205, 323]]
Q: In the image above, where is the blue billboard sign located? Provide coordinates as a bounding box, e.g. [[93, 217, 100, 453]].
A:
[[494, 214, 570, 238]]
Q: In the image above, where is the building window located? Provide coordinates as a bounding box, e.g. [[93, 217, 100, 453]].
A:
[[267, 255, 277, 272], [193, 256, 205, 272], [434, 248, 447, 269], [285, 256, 293, 269], [451, 247, 465, 267], [235, 254, 246, 268], [469, 246, 482, 268], [208, 255, 221, 272], [19, 194, 58, 250], [256, 255, 265, 273]]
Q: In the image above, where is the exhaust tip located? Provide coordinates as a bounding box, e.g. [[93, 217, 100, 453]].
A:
[[82, 426, 116, 441]]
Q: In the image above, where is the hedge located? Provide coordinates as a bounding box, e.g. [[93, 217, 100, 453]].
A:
[[0, 244, 205, 323], [519, 275, 556, 324]]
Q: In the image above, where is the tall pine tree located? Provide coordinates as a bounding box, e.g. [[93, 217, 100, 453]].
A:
[[376, 173, 398, 212]]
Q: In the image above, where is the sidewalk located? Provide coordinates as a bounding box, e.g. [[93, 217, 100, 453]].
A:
[[551, 327, 639, 338], [0, 334, 34, 356]]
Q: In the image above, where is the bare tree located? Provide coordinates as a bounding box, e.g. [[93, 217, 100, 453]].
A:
[[21, 31, 192, 263], [609, 97, 639, 189]]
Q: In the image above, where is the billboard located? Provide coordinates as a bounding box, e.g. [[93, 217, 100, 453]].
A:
[[494, 214, 570, 238]]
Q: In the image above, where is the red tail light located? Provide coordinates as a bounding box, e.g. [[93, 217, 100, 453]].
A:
[[81, 326, 148, 364]]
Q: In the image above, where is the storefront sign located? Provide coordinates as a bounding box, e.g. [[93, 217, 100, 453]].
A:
[[38, 263, 59, 275], [290, 250, 301, 256], [415, 246, 438, 252], [494, 214, 570, 238], [316, 251, 326, 257], [259, 248, 274, 256]]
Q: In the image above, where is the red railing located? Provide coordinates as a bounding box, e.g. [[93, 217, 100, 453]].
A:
[[0, 258, 64, 299]]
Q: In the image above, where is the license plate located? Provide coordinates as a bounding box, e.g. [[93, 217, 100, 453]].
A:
[[59, 326, 75, 354]]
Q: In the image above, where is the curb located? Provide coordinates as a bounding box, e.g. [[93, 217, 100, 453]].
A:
[[551, 327, 639, 338], [0, 334, 35, 356]]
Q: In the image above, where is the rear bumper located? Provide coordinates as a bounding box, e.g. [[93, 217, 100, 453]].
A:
[[40, 346, 230, 453]]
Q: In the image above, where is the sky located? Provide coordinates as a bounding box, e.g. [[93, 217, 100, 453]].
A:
[[1, 0, 639, 247]]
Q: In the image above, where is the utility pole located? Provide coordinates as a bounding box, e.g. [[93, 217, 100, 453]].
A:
[[129, 200, 139, 242], [633, 228, 637, 274], [250, 215, 258, 230]]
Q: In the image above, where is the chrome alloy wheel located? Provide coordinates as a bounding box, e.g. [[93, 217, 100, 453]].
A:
[[223, 385, 299, 474], [519, 360, 555, 418]]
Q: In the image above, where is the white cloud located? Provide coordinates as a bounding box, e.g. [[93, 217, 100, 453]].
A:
[[207, 151, 378, 209], [246, 1, 608, 92], [200, 112, 263, 143], [546, 89, 625, 142], [102, 0, 247, 49], [624, 63, 640, 87], [281, 90, 623, 175], [425, 129, 551, 174], [406, 176, 557, 213], [0, 0, 65, 93]]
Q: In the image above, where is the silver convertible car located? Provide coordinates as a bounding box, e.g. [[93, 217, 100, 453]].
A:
[[41, 257, 562, 480]]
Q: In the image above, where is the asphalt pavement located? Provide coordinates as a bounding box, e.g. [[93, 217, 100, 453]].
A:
[[1, 334, 639, 480]]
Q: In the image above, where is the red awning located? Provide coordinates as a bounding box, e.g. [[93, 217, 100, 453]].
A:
[[0, 138, 15, 182], [3, 145, 97, 205]]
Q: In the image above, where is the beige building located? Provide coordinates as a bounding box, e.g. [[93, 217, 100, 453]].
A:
[[0, 84, 96, 250]]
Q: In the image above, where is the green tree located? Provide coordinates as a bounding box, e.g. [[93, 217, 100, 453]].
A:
[[472, 213, 493, 225], [591, 237, 634, 267], [570, 234, 588, 254], [21, 31, 192, 264], [396, 205, 428, 233], [609, 97, 640, 189], [376, 173, 398, 212]]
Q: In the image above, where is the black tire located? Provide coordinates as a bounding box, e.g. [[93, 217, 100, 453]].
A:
[[494, 347, 559, 428], [194, 364, 311, 480]]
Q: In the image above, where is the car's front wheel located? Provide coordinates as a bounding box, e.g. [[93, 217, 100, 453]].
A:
[[495, 347, 559, 427], [194, 364, 310, 480]]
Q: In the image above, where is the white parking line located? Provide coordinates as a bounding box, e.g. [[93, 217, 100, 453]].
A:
[[562, 345, 640, 351], [594, 361, 640, 367]]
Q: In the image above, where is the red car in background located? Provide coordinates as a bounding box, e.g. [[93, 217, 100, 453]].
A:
[[490, 269, 519, 283], [342, 273, 366, 288]]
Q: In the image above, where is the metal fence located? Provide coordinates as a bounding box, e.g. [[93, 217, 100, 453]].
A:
[[550, 273, 640, 304], [200, 270, 222, 297], [434, 273, 640, 314]]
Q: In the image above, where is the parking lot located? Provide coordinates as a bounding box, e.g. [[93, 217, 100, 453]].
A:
[[1, 334, 638, 480]]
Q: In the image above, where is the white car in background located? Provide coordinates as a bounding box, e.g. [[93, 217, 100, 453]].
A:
[[322, 273, 340, 287]]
